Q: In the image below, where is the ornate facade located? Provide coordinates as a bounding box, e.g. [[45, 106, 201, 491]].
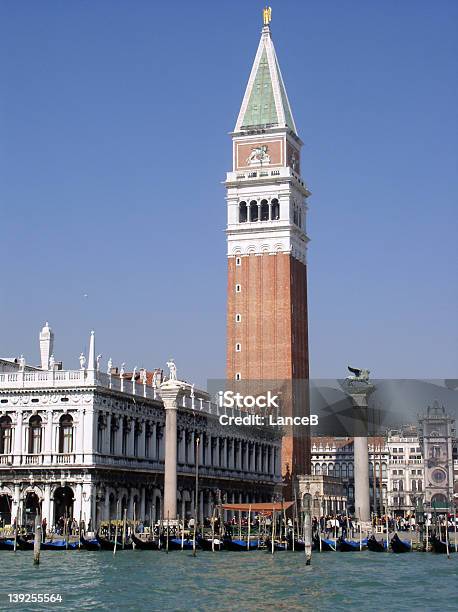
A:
[[0, 325, 281, 529]]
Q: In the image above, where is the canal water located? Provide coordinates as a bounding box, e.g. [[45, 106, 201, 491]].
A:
[[0, 550, 456, 611]]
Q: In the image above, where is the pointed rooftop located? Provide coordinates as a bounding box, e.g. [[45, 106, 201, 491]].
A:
[[234, 18, 297, 134]]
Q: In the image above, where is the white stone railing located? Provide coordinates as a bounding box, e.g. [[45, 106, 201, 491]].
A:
[[53, 453, 76, 464], [0, 369, 161, 401], [0, 369, 246, 421], [0, 455, 13, 465], [22, 454, 43, 465]]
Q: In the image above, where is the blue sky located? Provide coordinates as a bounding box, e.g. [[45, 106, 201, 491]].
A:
[[1, 0, 457, 385]]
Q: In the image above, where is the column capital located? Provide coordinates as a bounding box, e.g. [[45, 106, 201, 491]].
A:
[[160, 380, 186, 409]]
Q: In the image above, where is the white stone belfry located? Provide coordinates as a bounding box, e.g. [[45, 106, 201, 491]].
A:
[[39, 322, 54, 370]]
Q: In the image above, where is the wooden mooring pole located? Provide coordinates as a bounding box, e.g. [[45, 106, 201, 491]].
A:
[[33, 514, 41, 566]]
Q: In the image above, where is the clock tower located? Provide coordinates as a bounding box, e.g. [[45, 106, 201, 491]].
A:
[[225, 12, 311, 478]]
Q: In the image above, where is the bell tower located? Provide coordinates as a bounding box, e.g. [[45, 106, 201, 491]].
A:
[[225, 10, 311, 478]]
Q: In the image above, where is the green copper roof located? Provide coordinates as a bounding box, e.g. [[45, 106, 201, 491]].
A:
[[276, 57, 294, 129], [241, 49, 278, 128], [236, 28, 297, 134]]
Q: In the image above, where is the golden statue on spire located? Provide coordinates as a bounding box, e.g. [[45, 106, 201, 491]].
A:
[[263, 6, 272, 26]]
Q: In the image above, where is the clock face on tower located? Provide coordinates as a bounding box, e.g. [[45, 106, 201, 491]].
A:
[[431, 469, 446, 483]]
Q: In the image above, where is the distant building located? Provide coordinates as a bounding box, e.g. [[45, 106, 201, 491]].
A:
[[419, 401, 456, 512], [311, 437, 388, 515], [312, 414, 458, 517], [385, 427, 423, 516]]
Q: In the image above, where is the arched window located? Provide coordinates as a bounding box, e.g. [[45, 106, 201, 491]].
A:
[[0, 416, 12, 455], [239, 201, 247, 223], [334, 464, 340, 477], [29, 415, 42, 454], [249, 200, 258, 222], [59, 414, 73, 453], [328, 463, 334, 476], [260, 199, 269, 221], [315, 463, 321, 476], [341, 463, 347, 479], [321, 463, 327, 476], [348, 463, 354, 478], [271, 198, 279, 220]]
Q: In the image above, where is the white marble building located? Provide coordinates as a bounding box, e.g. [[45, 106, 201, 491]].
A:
[[385, 427, 424, 516], [311, 430, 429, 517], [0, 324, 281, 529]]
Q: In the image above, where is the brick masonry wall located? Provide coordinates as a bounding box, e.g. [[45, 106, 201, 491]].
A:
[[226, 252, 310, 477]]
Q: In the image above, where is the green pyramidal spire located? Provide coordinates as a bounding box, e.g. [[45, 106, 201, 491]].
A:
[[235, 24, 297, 134]]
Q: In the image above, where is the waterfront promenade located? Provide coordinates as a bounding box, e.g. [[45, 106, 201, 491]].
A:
[[0, 549, 456, 611]]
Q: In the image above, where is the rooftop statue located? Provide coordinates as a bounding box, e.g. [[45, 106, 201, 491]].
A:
[[347, 365, 370, 383], [166, 359, 177, 381]]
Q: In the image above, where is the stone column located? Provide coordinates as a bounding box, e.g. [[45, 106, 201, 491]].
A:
[[219, 438, 225, 468], [74, 483, 83, 523], [14, 413, 23, 466], [44, 410, 53, 463], [138, 421, 146, 459], [188, 431, 195, 465], [251, 444, 256, 471], [160, 379, 184, 521], [341, 377, 375, 523], [140, 487, 146, 521], [128, 419, 135, 457], [151, 422, 157, 459], [177, 429, 184, 464], [104, 489, 110, 521]]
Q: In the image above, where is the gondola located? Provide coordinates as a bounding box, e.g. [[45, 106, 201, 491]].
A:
[[223, 537, 260, 551], [17, 536, 34, 550], [41, 539, 78, 550], [0, 538, 16, 551], [80, 534, 101, 551], [339, 537, 368, 552], [162, 537, 195, 550], [313, 537, 337, 551], [96, 534, 133, 550], [16, 536, 78, 551], [289, 539, 306, 551], [367, 535, 387, 552], [430, 534, 457, 554], [131, 533, 159, 550], [197, 536, 223, 551], [390, 533, 411, 553]]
